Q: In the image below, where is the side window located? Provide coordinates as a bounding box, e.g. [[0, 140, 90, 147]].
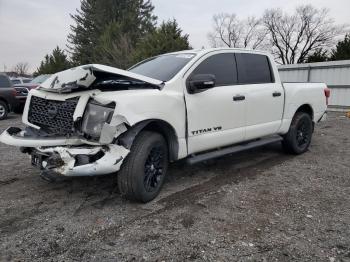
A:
[[191, 53, 237, 86], [0, 75, 11, 88], [235, 53, 274, 84]]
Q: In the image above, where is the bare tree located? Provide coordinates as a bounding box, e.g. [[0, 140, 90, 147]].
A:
[[208, 13, 268, 49], [13, 62, 29, 76], [263, 5, 346, 64]]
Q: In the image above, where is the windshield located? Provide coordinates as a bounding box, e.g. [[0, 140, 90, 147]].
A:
[[31, 74, 51, 84], [129, 53, 195, 81]]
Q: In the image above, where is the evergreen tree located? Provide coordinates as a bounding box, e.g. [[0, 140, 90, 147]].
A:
[[35, 47, 71, 75], [68, 0, 98, 65], [68, 0, 157, 65], [134, 20, 191, 62], [306, 48, 329, 63], [330, 34, 350, 61], [94, 22, 135, 69], [94, 0, 156, 43]]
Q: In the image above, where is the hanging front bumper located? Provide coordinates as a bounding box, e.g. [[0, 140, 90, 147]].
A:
[[31, 145, 129, 177], [0, 127, 130, 177]]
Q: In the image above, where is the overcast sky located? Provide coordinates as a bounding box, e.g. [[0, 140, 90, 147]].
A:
[[0, 0, 349, 73]]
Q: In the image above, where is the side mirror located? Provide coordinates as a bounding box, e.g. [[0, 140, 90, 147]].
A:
[[187, 74, 216, 94]]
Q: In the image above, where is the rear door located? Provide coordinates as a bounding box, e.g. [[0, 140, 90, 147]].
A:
[[184, 52, 247, 154], [235, 53, 284, 140]]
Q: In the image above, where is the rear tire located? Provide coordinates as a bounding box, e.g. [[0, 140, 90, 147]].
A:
[[0, 101, 8, 120], [117, 131, 168, 203], [282, 112, 313, 155]]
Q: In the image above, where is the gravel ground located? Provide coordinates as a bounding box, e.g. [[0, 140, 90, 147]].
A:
[[0, 112, 349, 262]]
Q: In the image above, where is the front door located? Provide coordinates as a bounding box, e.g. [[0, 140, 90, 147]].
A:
[[184, 52, 247, 154]]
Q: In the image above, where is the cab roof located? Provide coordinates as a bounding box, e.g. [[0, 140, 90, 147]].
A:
[[168, 47, 270, 57]]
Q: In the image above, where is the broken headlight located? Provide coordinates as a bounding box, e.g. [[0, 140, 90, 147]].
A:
[[81, 101, 115, 139]]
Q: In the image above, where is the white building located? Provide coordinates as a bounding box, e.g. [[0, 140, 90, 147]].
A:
[[278, 60, 350, 110]]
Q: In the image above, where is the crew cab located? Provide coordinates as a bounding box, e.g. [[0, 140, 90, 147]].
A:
[[0, 48, 329, 202]]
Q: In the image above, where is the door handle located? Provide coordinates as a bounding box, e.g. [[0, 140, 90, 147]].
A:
[[233, 95, 245, 101], [273, 92, 282, 97]]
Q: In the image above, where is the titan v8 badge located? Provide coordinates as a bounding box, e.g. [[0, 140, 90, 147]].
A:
[[191, 126, 222, 135]]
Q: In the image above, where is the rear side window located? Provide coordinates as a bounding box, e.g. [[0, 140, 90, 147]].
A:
[[235, 53, 274, 84], [191, 53, 237, 86], [0, 75, 11, 87]]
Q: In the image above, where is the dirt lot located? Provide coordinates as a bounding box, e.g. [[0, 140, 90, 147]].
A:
[[0, 112, 349, 261]]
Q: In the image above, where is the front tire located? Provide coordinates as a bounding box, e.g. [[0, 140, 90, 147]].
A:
[[282, 112, 313, 155], [117, 131, 168, 203], [0, 101, 8, 120]]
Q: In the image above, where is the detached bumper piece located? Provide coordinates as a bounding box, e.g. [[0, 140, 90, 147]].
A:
[[0, 127, 84, 147], [33, 145, 129, 177]]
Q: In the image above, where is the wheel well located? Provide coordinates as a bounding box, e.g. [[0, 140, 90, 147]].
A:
[[143, 120, 179, 162], [118, 119, 179, 162], [295, 104, 313, 121]]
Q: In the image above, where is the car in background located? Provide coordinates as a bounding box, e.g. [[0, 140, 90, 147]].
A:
[[12, 74, 52, 113], [0, 73, 20, 120], [10, 77, 32, 85], [30, 74, 51, 85], [14, 74, 51, 90]]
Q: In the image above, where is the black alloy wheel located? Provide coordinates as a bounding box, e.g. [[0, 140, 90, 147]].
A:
[[118, 131, 169, 203], [144, 146, 166, 193], [282, 112, 313, 155]]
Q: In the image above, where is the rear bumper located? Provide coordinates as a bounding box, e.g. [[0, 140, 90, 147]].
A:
[[0, 127, 129, 177]]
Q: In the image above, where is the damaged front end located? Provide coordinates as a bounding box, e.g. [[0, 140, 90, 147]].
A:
[[0, 91, 131, 177], [0, 64, 162, 177], [30, 145, 129, 177]]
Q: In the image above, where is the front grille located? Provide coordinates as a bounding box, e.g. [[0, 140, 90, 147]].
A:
[[28, 96, 79, 135]]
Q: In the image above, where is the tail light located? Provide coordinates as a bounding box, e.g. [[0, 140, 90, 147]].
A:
[[324, 87, 331, 106]]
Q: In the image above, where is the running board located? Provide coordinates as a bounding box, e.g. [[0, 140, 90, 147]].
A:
[[187, 135, 283, 165]]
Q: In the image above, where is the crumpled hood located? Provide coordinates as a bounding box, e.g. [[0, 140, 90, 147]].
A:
[[39, 64, 164, 93]]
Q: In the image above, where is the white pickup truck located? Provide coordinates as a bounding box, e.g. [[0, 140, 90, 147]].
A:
[[0, 48, 329, 202]]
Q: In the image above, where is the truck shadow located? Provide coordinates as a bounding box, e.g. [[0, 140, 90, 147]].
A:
[[43, 142, 293, 210], [159, 142, 293, 206]]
